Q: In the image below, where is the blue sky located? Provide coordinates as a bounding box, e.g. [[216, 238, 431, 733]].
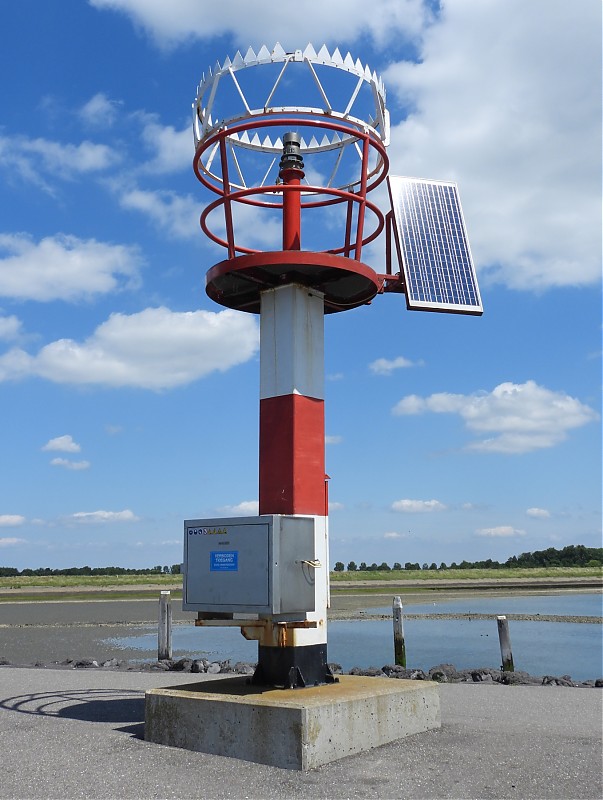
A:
[[0, 0, 600, 571]]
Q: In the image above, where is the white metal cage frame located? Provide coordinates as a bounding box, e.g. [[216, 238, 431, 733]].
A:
[[193, 43, 390, 195]]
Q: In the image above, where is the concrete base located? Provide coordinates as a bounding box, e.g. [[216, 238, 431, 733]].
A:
[[145, 675, 440, 770]]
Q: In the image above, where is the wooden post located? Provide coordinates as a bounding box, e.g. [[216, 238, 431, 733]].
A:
[[497, 615, 514, 672], [393, 595, 406, 668], [158, 590, 172, 661]]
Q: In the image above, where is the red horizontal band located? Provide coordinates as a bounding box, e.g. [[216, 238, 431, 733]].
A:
[[259, 394, 325, 515]]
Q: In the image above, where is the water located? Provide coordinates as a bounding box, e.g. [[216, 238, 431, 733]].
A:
[[105, 593, 603, 681], [370, 593, 602, 618]]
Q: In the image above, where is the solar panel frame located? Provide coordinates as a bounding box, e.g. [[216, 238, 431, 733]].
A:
[[387, 175, 483, 315]]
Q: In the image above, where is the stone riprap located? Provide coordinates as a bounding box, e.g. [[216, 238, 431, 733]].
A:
[[1, 656, 601, 687]]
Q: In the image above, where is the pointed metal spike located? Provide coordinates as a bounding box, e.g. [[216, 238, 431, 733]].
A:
[[344, 52, 355, 70], [214, 60, 221, 74], [317, 45, 330, 62], [364, 65, 372, 81], [332, 47, 343, 65], [372, 70, 379, 84], [321, 134, 330, 147], [232, 50, 244, 67], [229, 131, 240, 141], [257, 44, 271, 61], [244, 46, 256, 63], [272, 42, 286, 57], [303, 43, 318, 60], [239, 131, 250, 144], [331, 132, 342, 144], [355, 58, 363, 73], [251, 133, 261, 147], [262, 135, 272, 148], [299, 137, 309, 149], [309, 136, 319, 149], [274, 137, 283, 150], [222, 56, 231, 70]]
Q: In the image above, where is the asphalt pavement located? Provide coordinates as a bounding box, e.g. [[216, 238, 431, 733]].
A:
[[0, 666, 601, 799]]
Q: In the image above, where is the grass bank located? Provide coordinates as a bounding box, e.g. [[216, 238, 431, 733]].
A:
[[330, 566, 602, 583], [1, 566, 600, 592]]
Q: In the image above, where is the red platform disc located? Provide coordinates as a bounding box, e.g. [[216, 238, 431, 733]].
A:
[[205, 251, 381, 314]]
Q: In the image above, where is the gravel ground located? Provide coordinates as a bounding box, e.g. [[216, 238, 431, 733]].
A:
[[0, 667, 601, 799]]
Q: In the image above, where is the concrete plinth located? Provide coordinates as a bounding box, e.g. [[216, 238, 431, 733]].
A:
[[145, 675, 440, 770]]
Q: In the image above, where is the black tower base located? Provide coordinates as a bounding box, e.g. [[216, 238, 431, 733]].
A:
[[251, 644, 337, 689]]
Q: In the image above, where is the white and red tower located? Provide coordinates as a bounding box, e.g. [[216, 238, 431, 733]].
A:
[[185, 45, 481, 688], [185, 45, 390, 687]]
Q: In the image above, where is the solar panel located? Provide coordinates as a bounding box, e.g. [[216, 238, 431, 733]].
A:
[[388, 175, 483, 315]]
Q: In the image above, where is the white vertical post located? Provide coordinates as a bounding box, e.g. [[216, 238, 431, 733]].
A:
[[393, 595, 406, 668], [497, 615, 514, 672], [158, 590, 172, 661]]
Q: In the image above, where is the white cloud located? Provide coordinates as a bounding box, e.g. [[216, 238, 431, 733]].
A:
[[140, 121, 191, 173], [325, 435, 343, 445], [328, 501, 344, 512], [384, 531, 411, 539], [89, 0, 429, 49], [0, 537, 26, 546], [393, 381, 599, 454], [391, 499, 447, 513], [0, 515, 26, 527], [217, 500, 259, 516], [526, 507, 551, 519], [369, 356, 422, 375], [79, 92, 120, 127], [385, 0, 600, 290], [476, 526, 527, 538], [0, 306, 259, 389], [50, 458, 91, 471], [0, 133, 120, 187], [105, 424, 123, 435], [42, 435, 81, 453], [0, 315, 21, 341], [68, 510, 140, 524], [0, 233, 142, 302], [119, 187, 200, 239]]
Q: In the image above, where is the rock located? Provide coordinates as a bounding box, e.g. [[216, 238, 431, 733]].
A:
[[170, 658, 193, 672], [542, 675, 575, 687], [101, 658, 120, 668], [349, 666, 385, 677], [429, 664, 460, 682], [0, 658, 11, 666], [73, 659, 98, 669], [232, 661, 255, 675], [207, 661, 222, 674], [468, 668, 500, 683], [380, 665, 428, 680], [191, 659, 207, 673], [500, 670, 541, 686], [595, 679, 603, 688], [59, 658, 73, 666], [150, 661, 170, 671], [328, 662, 343, 675]]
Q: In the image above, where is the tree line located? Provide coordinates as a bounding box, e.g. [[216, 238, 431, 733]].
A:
[[0, 564, 181, 578], [333, 544, 602, 572], [1, 545, 600, 578]]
